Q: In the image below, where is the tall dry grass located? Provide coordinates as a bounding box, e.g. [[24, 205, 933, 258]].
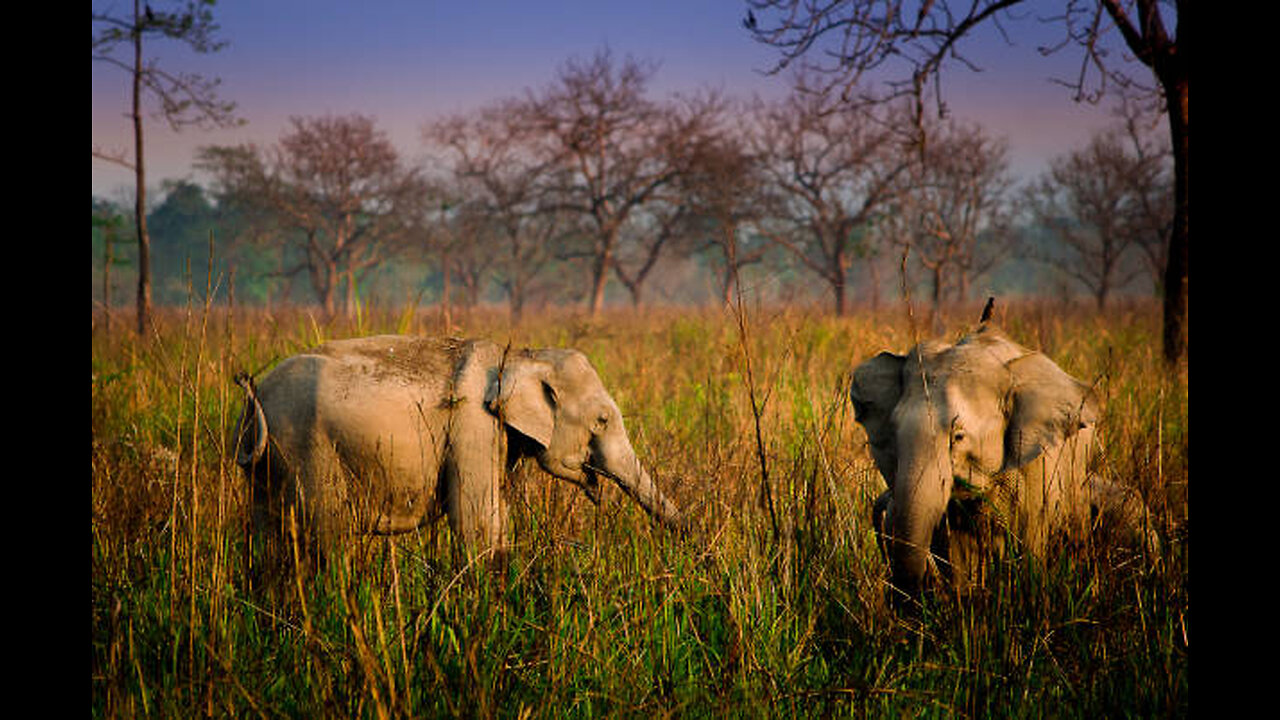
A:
[[91, 298, 1187, 717]]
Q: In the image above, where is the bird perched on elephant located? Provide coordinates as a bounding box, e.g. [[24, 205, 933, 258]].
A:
[[849, 318, 1152, 603], [233, 335, 681, 566]]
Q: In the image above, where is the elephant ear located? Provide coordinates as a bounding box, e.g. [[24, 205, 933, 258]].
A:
[[1002, 352, 1098, 470], [850, 351, 905, 482], [485, 358, 555, 449]]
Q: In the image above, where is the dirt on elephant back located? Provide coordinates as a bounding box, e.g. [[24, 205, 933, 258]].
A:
[[318, 335, 471, 386]]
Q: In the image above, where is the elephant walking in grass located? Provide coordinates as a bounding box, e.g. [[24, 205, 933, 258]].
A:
[[234, 335, 681, 566], [850, 314, 1154, 603]]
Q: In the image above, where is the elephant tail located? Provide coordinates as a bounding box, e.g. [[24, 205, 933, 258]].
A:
[[234, 372, 269, 468]]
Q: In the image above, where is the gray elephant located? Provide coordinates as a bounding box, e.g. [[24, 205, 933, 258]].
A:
[[850, 320, 1151, 601], [234, 335, 681, 564]]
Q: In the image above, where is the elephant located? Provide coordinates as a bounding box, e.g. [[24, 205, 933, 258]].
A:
[[233, 335, 681, 565], [849, 319, 1152, 602]]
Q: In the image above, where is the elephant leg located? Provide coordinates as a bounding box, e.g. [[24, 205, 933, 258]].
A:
[[243, 455, 295, 590], [241, 439, 328, 583], [247, 467, 326, 588], [444, 414, 509, 559], [443, 459, 508, 559], [297, 439, 358, 568]]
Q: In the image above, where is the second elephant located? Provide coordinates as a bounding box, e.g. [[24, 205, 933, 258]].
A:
[[234, 335, 681, 562], [850, 321, 1152, 601]]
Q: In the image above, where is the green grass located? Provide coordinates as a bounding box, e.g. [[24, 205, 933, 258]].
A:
[[91, 300, 1187, 717]]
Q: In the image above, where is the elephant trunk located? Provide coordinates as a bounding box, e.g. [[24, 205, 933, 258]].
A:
[[888, 443, 952, 599], [626, 464, 683, 530], [599, 449, 682, 531]]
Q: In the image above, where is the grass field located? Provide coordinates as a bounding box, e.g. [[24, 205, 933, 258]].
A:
[[90, 299, 1187, 717]]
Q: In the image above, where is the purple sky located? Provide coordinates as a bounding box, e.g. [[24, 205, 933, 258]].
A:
[[91, 1, 1139, 201]]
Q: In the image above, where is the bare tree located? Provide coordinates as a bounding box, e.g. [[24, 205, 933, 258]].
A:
[[889, 118, 1014, 324], [1023, 127, 1158, 309], [279, 115, 424, 318], [744, 0, 1187, 363], [426, 104, 565, 323], [677, 126, 773, 306], [609, 90, 727, 307], [608, 207, 671, 308], [514, 48, 703, 315], [748, 80, 911, 315], [417, 197, 464, 329], [442, 203, 497, 311], [1114, 93, 1174, 294], [198, 115, 423, 319], [92, 0, 240, 335]]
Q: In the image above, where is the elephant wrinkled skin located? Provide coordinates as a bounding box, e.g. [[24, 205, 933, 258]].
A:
[[850, 322, 1152, 601], [234, 335, 681, 563]]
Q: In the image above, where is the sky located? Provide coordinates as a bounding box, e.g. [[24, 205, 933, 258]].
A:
[[91, 0, 1141, 202]]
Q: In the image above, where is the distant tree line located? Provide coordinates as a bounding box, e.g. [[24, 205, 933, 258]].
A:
[[92, 49, 1172, 325]]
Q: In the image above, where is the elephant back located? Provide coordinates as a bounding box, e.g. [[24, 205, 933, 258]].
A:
[[312, 335, 470, 387]]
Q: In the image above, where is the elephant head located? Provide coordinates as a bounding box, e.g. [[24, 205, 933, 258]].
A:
[[485, 348, 682, 529], [851, 323, 1098, 599]]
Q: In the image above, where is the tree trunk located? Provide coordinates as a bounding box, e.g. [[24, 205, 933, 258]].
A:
[[930, 265, 944, 330], [308, 248, 338, 320], [320, 278, 336, 321], [507, 240, 525, 324], [721, 267, 736, 307], [1160, 75, 1188, 366], [132, 0, 151, 337], [832, 244, 850, 316], [343, 269, 356, 319], [589, 245, 612, 316], [867, 255, 882, 311], [440, 245, 452, 331], [832, 273, 848, 316]]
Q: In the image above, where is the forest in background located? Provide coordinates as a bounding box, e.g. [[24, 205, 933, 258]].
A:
[[92, 51, 1172, 324], [91, 179, 1120, 313]]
